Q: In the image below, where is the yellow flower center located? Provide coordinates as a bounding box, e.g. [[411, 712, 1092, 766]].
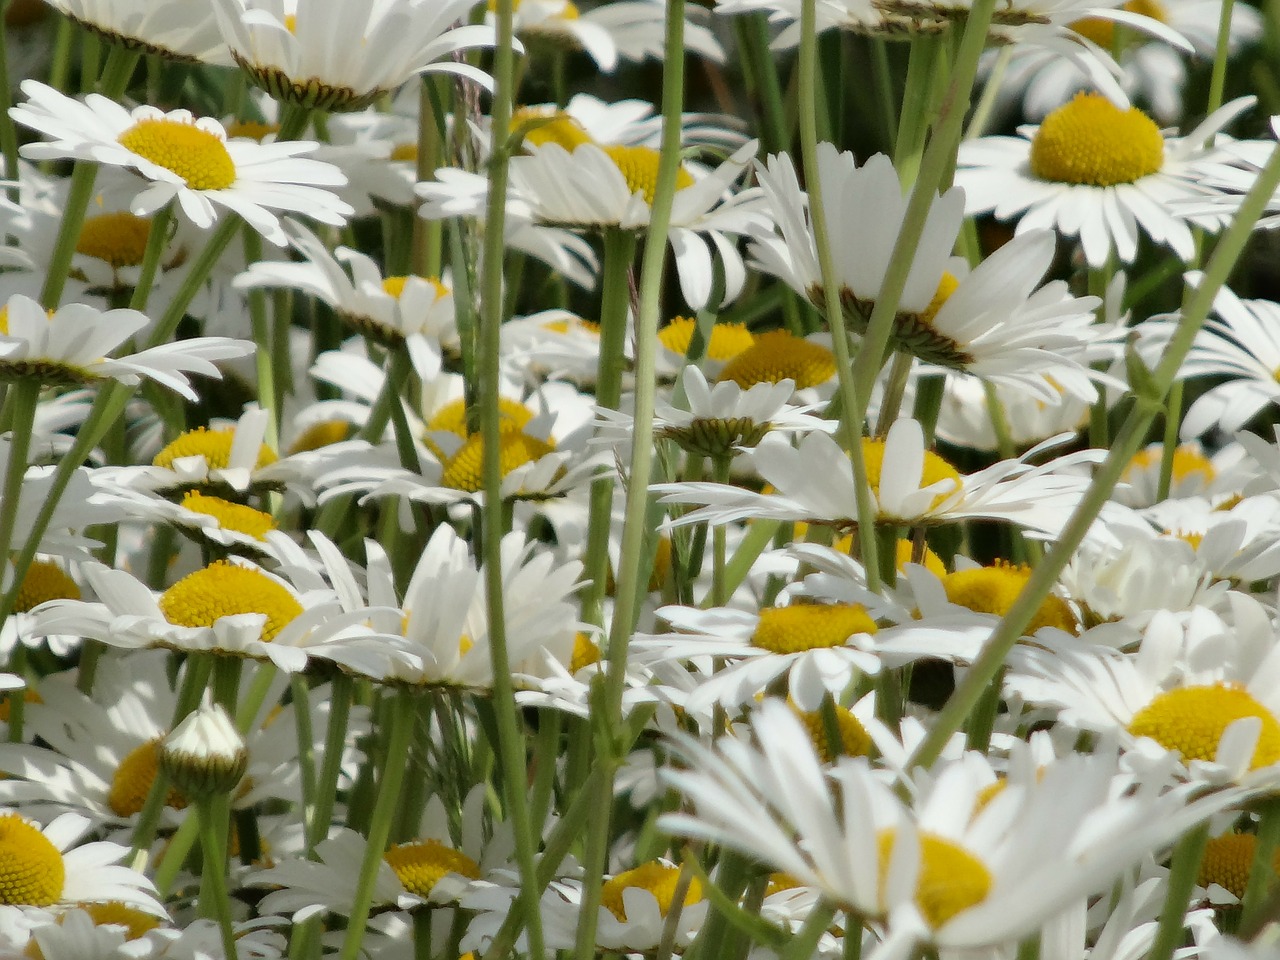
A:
[[390, 142, 418, 162], [515, 108, 593, 150], [13, 560, 80, 613], [0, 814, 63, 906], [793, 703, 873, 763], [380, 275, 449, 301], [428, 398, 537, 438], [439, 432, 556, 493], [919, 272, 960, 327], [601, 862, 703, 921], [1124, 444, 1215, 487], [383, 839, 481, 898], [117, 118, 237, 191], [878, 830, 992, 929], [77, 901, 163, 939], [894, 538, 947, 577], [159, 560, 303, 641], [602, 145, 694, 204], [152, 426, 278, 471], [718, 329, 837, 389], [287, 419, 354, 455], [658, 317, 756, 363], [75, 212, 153, 269], [860, 437, 962, 512], [180, 491, 277, 541], [1071, 0, 1167, 49], [541, 317, 600, 336], [570, 632, 602, 673], [766, 872, 804, 896], [1196, 834, 1280, 900], [225, 120, 280, 142], [1127, 684, 1280, 769], [941, 562, 1078, 634], [108, 739, 189, 818], [751, 604, 878, 654], [1029, 92, 1163, 187]]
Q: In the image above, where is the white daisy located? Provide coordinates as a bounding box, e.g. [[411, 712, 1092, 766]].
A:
[[210, 0, 499, 110], [44, 0, 231, 62], [11, 81, 353, 245], [956, 93, 1254, 267]]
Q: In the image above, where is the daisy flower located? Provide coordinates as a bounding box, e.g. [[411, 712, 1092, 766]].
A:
[[657, 417, 1112, 538], [0, 294, 249, 398], [573, 0, 725, 67], [11, 81, 353, 245], [210, 0, 499, 110], [934, 373, 1093, 452], [44, 0, 231, 63], [419, 139, 770, 310], [956, 92, 1254, 267]]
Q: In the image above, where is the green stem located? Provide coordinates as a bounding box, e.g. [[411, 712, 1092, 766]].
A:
[[734, 13, 791, 155], [1146, 823, 1210, 960], [127, 205, 173, 314], [1206, 0, 1236, 117], [244, 226, 279, 448], [908, 138, 1280, 770], [1156, 380, 1183, 502], [0, 4, 19, 198], [708, 456, 731, 607], [781, 901, 838, 960], [307, 672, 352, 852], [338, 690, 417, 960], [143, 214, 242, 349], [196, 795, 239, 960], [874, 350, 915, 437], [1241, 798, 1280, 930], [0, 381, 41, 573]]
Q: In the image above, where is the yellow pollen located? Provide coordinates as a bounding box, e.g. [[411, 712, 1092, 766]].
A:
[[283, 13, 297, 32], [159, 560, 303, 641], [1124, 444, 1215, 486], [1029, 92, 1163, 187], [440, 431, 555, 493], [117, 118, 237, 192], [428, 398, 536, 438], [718, 329, 837, 389], [766, 872, 804, 896], [0, 814, 63, 906], [1172, 530, 1205, 551], [383, 839, 481, 898], [942, 562, 1078, 634], [1071, 0, 1167, 48], [180, 491, 277, 541], [601, 862, 703, 922], [570, 632, 602, 673], [77, 902, 163, 940], [75, 212, 153, 269], [602, 145, 694, 204], [108, 739, 188, 818], [751, 604, 878, 654], [13, 560, 80, 613], [380, 274, 449, 301], [390, 142, 418, 162], [860, 437, 962, 513], [225, 120, 280, 142], [287, 419, 354, 455], [1127, 684, 1280, 770], [894, 539, 947, 577], [152, 426, 278, 471], [514, 108, 593, 150], [541, 317, 600, 336], [919, 272, 960, 327], [878, 830, 992, 928], [793, 703, 873, 762], [658, 317, 756, 363]]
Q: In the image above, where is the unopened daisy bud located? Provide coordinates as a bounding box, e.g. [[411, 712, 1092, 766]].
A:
[[159, 704, 247, 799]]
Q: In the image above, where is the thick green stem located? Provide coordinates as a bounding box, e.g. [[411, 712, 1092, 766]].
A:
[[0, 381, 40, 573], [127, 205, 173, 314], [1241, 799, 1280, 930], [196, 795, 240, 960], [244, 226, 280, 448], [306, 672, 352, 852], [1146, 823, 1210, 960]]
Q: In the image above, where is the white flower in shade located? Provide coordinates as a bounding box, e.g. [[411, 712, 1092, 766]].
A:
[[661, 700, 1245, 957], [0, 810, 162, 913], [956, 93, 1253, 267], [211, 0, 499, 110], [419, 139, 769, 309], [159, 702, 247, 798], [11, 81, 353, 245], [571, 0, 725, 67], [933, 373, 1093, 452], [43, 0, 231, 63], [657, 418, 1112, 538], [515, 94, 749, 155], [0, 294, 249, 398]]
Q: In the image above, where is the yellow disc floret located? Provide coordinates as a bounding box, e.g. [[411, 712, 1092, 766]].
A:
[[894, 539, 947, 577], [383, 839, 481, 898], [117, 118, 237, 191], [439, 432, 555, 493], [1197, 833, 1260, 900], [159, 560, 303, 641], [75, 212, 153, 269], [428, 398, 537, 438], [287, 419, 354, 455], [1124, 444, 1215, 487], [751, 604, 878, 654], [718, 329, 837, 389], [153, 426, 278, 471], [225, 120, 280, 142], [570, 632, 602, 673], [601, 861, 703, 922], [878, 829, 992, 928], [381, 275, 449, 301], [514, 108, 593, 150], [0, 813, 64, 906], [1071, 0, 1167, 49], [860, 437, 962, 514], [78, 901, 163, 939], [941, 561, 1078, 634], [1029, 92, 1163, 187], [658, 317, 756, 363], [603, 145, 694, 204], [108, 739, 188, 818], [793, 703, 873, 762], [919, 272, 960, 328], [13, 560, 80, 613], [1127, 684, 1280, 770], [180, 491, 277, 541]]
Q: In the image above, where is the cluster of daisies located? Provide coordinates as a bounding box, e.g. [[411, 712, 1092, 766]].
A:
[[1, 0, 1280, 958]]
